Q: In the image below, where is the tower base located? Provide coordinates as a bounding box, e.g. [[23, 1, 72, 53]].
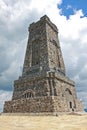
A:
[[3, 96, 83, 113], [3, 72, 84, 113]]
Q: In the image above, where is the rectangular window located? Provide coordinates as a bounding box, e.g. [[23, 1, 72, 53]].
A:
[[32, 40, 40, 66], [70, 102, 72, 108]]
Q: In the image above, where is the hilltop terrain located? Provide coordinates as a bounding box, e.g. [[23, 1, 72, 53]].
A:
[[0, 113, 87, 130]]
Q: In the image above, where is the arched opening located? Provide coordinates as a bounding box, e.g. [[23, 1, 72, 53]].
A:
[[65, 88, 72, 95], [24, 91, 34, 98], [65, 88, 76, 111]]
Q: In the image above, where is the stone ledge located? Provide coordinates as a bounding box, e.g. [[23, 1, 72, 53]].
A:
[[1, 111, 85, 116]]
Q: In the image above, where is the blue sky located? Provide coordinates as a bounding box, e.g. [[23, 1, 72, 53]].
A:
[[0, 0, 87, 112], [58, 0, 87, 18]]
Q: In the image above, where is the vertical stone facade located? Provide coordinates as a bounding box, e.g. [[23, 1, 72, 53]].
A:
[[3, 15, 84, 113]]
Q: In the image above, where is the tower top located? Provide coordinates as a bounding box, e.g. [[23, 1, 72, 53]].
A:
[[23, 15, 65, 76], [29, 15, 58, 33]]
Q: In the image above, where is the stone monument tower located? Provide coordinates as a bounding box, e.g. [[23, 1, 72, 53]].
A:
[[3, 15, 83, 114]]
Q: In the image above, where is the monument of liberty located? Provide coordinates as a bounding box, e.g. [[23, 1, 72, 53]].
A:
[[3, 15, 83, 114]]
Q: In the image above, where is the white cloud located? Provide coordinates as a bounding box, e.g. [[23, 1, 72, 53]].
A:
[[0, 90, 12, 112], [0, 0, 87, 109]]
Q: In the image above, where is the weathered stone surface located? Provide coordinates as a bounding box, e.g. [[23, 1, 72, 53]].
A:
[[3, 15, 84, 113]]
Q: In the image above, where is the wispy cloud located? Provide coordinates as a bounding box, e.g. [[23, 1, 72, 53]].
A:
[[66, 5, 72, 9]]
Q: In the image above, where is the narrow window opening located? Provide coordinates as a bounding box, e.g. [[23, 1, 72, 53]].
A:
[[70, 102, 72, 108]]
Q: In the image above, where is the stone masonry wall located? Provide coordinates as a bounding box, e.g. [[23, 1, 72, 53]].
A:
[[4, 95, 83, 113], [4, 97, 54, 113], [4, 73, 84, 113]]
